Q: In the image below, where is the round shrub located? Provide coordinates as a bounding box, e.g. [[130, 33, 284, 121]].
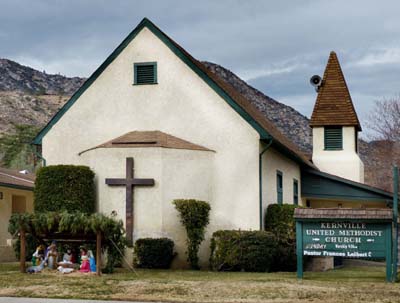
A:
[[173, 199, 210, 269], [210, 230, 276, 272], [134, 238, 175, 269], [34, 165, 95, 213]]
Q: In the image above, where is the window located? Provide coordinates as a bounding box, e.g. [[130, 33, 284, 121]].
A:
[[12, 195, 26, 214], [134, 62, 157, 85], [293, 179, 299, 205], [277, 170, 283, 205], [324, 126, 343, 150]]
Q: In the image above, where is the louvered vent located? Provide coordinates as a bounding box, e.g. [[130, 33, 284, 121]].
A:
[[134, 62, 157, 84], [324, 127, 343, 150]]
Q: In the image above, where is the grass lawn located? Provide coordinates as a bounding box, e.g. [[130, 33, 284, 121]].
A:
[[0, 263, 399, 302]]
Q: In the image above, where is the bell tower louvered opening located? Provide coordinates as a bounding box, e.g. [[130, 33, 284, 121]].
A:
[[134, 62, 157, 85], [324, 126, 343, 150]]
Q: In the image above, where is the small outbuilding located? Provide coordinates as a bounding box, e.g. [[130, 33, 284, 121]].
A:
[[0, 167, 35, 262]]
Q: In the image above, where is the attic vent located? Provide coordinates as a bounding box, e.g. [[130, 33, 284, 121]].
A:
[[112, 141, 157, 145], [134, 62, 157, 85], [324, 127, 343, 150]]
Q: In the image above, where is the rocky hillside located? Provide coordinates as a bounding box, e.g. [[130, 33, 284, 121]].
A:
[[0, 59, 85, 134], [0, 58, 396, 191], [0, 58, 84, 95]]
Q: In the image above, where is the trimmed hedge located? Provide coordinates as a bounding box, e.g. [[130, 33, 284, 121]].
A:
[[264, 203, 298, 272], [34, 165, 95, 213], [210, 230, 276, 272], [134, 238, 175, 269]]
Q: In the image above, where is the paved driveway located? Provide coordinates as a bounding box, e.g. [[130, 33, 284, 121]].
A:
[[0, 298, 155, 303]]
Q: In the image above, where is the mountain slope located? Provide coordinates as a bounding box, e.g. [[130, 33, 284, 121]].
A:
[[0, 58, 85, 134], [0, 58, 84, 95]]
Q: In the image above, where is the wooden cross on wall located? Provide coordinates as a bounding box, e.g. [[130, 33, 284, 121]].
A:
[[105, 157, 155, 245]]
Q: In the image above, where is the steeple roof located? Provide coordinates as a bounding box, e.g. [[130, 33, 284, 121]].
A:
[[310, 51, 361, 131]]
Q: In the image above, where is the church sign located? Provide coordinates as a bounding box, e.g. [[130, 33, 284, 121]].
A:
[[294, 208, 394, 281], [302, 221, 389, 259]]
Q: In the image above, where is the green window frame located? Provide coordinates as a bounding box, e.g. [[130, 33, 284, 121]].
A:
[[324, 126, 343, 150], [277, 170, 283, 205], [134, 62, 157, 85], [293, 179, 299, 205]]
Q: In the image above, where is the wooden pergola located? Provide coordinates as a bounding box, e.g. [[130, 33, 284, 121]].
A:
[[19, 229, 103, 276]]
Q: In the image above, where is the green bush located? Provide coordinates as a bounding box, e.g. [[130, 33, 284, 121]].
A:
[[134, 238, 175, 269], [210, 230, 276, 272], [12, 235, 37, 261], [34, 165, 95, 213], [264, 203, 298, 272], [264, 203, 297, 238], [173, 199, 210, 269]]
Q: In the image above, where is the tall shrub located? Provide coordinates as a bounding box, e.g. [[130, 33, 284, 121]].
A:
[[34, 165, 95, 213], [264, 203, 298, 271], [173, 199, 210, 269]]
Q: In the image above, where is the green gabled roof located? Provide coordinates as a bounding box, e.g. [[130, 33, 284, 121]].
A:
[[302, 169, 393, 202], [32, 18, 313, 168]]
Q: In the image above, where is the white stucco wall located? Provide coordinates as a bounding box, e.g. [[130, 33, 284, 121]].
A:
[[42, 26, 263, 267], [261, 146, 301, 226], [312, 126, 364, 183], [81, 147, 214, 267]]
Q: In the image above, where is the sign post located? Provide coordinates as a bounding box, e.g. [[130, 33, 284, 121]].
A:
[[296, 221, 303, 279], [393, 166, 399, 282], [294, 208, 393, 282]]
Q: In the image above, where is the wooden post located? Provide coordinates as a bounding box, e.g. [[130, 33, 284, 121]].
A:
[[20, 229, 26, 273], [96, 230, 102, 276], [386, 223, 393, 282]]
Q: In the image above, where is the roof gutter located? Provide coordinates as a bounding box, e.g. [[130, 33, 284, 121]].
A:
[[259, 138, 273, 230], [0, 182, 34, 191]]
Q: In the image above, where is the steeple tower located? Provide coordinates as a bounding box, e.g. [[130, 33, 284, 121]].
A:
[[310, 52, 364, 182]]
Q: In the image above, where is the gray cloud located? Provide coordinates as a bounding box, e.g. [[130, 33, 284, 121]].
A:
[[1, 0, 400, 130]]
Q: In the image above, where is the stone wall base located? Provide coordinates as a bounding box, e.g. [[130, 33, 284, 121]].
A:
[[305, 257, 334, 272]]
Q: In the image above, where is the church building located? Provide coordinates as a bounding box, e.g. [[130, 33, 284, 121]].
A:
[[33, 18, 393, 267]]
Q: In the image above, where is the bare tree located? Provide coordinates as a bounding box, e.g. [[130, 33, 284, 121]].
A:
[[362, 95, 400, 192], [367, 95, 400, 141]]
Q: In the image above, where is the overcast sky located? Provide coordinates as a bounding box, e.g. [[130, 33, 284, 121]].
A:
[[1, 0, 400, 135]]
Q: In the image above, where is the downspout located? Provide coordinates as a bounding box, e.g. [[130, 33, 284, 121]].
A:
[[259, 138, 273, 230], [32, 144, 46, 167]]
